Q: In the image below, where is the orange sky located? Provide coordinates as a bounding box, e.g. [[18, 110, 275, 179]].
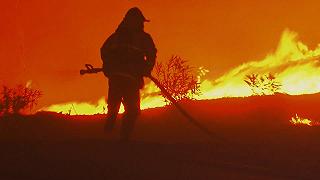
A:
[[1, 0, 320, 109]]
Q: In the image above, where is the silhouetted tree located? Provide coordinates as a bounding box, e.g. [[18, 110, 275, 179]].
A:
[[244, 73, 282, 95], [154, 56, 200, 102], [0, 85, 42, 115]]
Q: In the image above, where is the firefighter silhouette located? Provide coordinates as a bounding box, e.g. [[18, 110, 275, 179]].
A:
[[100, 7, 157, 141]]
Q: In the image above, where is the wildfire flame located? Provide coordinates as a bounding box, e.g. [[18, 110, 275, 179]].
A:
[[290, 114, 312, 126], [44, 84, 166, 115], [197, 29, 320, 99], [42, 29, 320, 115]]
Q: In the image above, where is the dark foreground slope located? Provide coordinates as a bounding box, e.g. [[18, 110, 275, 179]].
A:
[[0, 94, 320, 179]]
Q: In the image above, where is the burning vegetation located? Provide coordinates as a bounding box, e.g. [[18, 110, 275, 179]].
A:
[[244, 73, 282, 96], [197, 29, 320, 99], [42, 29, 320, 117], [290, 114, 313, 126]]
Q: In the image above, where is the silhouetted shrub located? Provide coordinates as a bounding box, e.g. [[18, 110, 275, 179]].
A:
[[244, 73, 282, 95], [0, 85, 42, 115], [0, 99, 3, 115], [153, 56, 201, 102]]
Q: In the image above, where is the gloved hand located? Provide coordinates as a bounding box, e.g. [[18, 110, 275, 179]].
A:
[[103, 71, 109, 77], [142, 66, 152, 77], [143, 70, 151, 77], [142, 61, 154, 77], [102, 63, 110, 77]]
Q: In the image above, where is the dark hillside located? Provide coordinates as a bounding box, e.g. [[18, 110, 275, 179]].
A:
[[0, 94, 319, 179]]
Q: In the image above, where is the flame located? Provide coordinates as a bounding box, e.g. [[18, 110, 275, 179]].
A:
[[196, 29, 320, 100], [26, 80, 32, 88], [290, 114, 312, 126], [44, 98, 109, 115], [43, 83, 165, 115], [140, 83, 166, 109], [42, 29, 320, 115]]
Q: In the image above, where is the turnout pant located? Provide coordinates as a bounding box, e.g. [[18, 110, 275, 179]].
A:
[[106, 76, 141, 140]]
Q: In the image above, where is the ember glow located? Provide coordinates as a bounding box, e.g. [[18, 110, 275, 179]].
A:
[[42, 30, 320, 115], [290, 114, 312, 126]]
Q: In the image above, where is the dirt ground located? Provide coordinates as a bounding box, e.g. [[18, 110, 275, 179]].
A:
[[1, 94, 319, 179]]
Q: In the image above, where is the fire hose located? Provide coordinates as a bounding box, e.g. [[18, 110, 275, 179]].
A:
[[80, 64, 224, 142]]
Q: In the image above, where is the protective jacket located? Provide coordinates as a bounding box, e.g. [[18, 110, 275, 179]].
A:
[[100, 26, 157, 88]]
